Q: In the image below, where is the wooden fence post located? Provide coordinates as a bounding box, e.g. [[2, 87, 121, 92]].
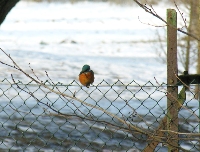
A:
[[167, 9, 178, 151]]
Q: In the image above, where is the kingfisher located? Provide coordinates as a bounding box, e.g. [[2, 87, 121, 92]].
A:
[[79, 64, 94, 88]]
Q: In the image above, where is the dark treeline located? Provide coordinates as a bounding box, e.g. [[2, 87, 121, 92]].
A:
[[24, 0, 159, 5], [23, 0, 192, 6]]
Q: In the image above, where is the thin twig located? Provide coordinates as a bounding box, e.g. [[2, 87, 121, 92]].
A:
[[133, 0, 200, 41], [173, 0, 187, 29], [0, 48, 147, 135]]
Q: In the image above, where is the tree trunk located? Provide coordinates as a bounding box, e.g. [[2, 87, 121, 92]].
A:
[[0, 0, 20, 25], [195, 0, 200, 99]]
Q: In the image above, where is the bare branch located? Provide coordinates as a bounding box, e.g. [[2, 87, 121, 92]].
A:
[[133, 0, 200, 41], [0, 47, 148, 136]]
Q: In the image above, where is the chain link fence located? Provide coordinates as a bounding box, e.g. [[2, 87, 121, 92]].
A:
[[0, 78, 199, 152]]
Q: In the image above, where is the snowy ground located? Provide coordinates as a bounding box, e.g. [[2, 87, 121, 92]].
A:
[[0, 1, 195, 84], [0, 1, 170, 84], [0, 1, 199, 151]]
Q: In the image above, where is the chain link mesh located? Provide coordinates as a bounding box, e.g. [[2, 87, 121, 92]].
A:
[[0, 78, 199, 152]]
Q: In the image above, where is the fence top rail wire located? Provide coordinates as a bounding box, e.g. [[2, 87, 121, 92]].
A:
[[1, 78, 197, 87]]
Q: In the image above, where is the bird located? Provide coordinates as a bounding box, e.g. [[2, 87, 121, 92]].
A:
[[79, 64, 94, 88]]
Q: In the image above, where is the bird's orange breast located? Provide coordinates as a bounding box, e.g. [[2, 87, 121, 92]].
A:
[[79, 71, 94, 87]]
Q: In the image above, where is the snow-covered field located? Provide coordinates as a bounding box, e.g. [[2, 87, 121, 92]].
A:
[[0, 1, 170, 84], [0, 1, 199, 151]]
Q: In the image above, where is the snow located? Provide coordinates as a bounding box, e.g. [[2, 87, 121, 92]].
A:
[[0, 1, 169, 85], [0, 1, 198, 151], [0, 0, 198, 125]]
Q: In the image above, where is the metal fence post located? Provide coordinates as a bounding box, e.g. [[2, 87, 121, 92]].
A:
[[167, 9, 178, 151]]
